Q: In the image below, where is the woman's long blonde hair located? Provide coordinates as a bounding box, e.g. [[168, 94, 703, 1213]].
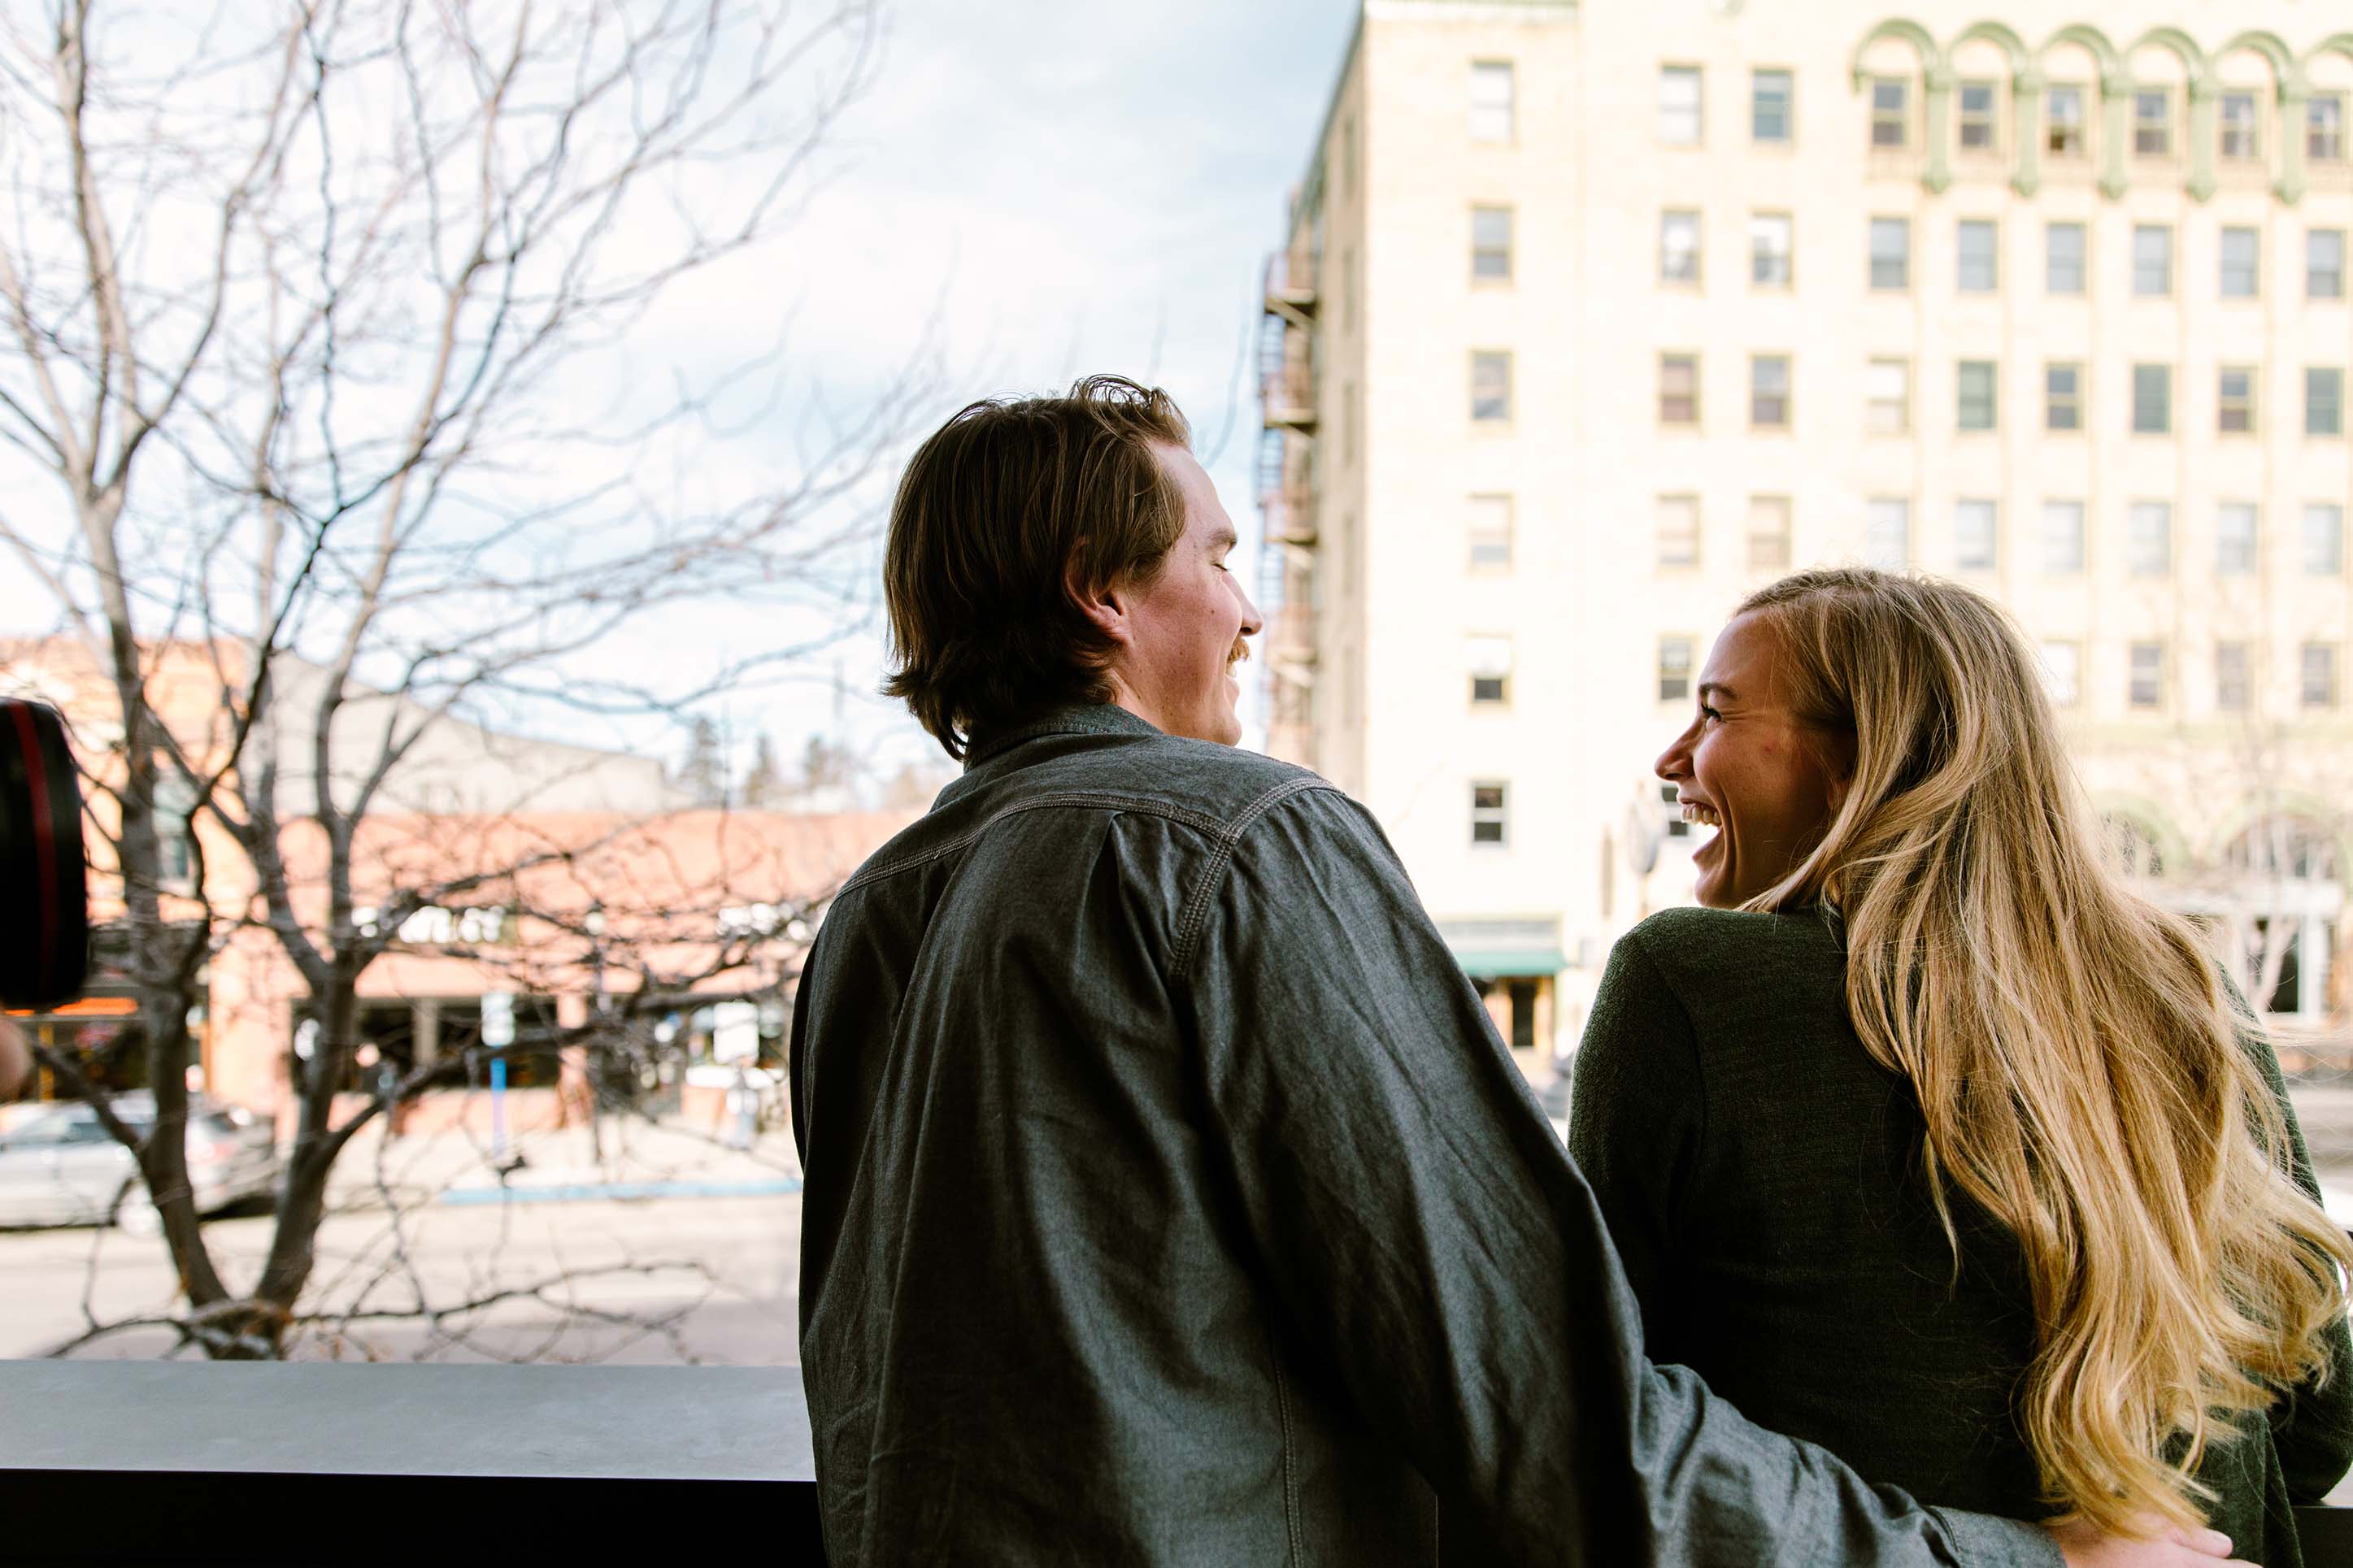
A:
[[1738, 567, 2353, 1533]]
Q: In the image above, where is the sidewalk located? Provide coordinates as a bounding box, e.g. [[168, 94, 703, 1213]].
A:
[[327, 1106, 802, 1210]]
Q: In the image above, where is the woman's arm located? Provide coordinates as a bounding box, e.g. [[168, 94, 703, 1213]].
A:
[[1566, 927, 1706, 1346]]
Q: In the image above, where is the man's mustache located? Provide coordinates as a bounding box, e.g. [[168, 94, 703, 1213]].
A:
[[1228, 638, 1252, 667]]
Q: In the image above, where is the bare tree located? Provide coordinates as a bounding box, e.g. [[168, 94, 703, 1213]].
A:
[[0, 0, 933, 1357]]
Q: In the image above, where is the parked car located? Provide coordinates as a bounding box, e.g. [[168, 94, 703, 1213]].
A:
[[0, 1094, 277, 1233]]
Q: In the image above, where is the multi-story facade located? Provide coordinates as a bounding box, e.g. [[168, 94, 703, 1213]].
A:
[[1261, 0, 2353, 1075]]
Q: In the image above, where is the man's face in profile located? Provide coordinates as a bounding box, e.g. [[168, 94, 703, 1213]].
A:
[[1113, 444, 1260, 746]]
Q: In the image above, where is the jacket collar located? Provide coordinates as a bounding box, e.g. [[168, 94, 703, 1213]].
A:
[[963, 703, 1163, 770]]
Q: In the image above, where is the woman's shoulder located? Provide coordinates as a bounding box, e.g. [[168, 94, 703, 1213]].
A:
[[1610, 906, 1848, 1026]]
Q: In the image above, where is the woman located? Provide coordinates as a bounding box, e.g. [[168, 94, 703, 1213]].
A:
[[1570, 567, 2353, 1564]]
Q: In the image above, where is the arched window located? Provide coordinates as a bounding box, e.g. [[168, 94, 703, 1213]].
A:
[[2103, 814, 2168, 879]]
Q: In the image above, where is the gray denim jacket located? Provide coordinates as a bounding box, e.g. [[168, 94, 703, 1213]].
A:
[[790, 704, 2061, 1566]]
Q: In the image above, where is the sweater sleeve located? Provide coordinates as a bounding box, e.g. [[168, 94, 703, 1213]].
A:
[[1567, 927, 1707, 1349]]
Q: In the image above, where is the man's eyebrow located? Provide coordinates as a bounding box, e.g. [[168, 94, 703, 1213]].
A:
[[1209, 527, 1238, 550]]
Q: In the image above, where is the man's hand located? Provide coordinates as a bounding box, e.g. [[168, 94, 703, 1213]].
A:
[[2047, 1517, 2249, 1567]]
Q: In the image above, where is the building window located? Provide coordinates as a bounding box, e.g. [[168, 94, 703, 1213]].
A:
[[1869, 216, 1910, 289], [1956, 219, 1998, 293], [1468, 494, 1513, 571], [1751, 354, 1791, 429], [1659, 352, 1699, 426], [2042, 500, 2086, 575], [1955, 361, 1996, 432], [1867, 357, 1910, 433], [2303, 643, 2340, 709], [2309, 367, 2346, 437], [2216, 642, 2251, 713], [2042, 640, 2081, 707], [2219, 92, 2260, 160], [1660, 209, 1702, 284], [1468, 636, 1514, 707], [2129, 641, 2164, 709], [2312, 230, 2347, 300], [1747, 495, 1792, 571], [1470, 60, 1516, 143], [2216, 367, 2256, 434], [1660, 65, 1703, 146], [1750, 212, 1793, 287], [2314, 95, 2348, 163], [2133, 224, 2173, 296], [156, 774, 197, 888], [1471, 350, 1513, 423], [1871, 78, 1909, 149], [1864, 497, 1910, 571], [1658, 636, 1694, 701], [2132, 363, 2172, 434], [2133, 89, 2173, 158], [1471, 206, 1513, 283], [2220, 227, 2259, 298], [1752, 68, 1793, 144], [2303, 503, 2345, 577], [2046, 362, 2083, 431], [2046, 85, 2088, 157], [2127, 502, 2172, 577], [2046, 222, 2086, 294], [1955, 498, 1997, 571], [1957, 80, 1999, 151], [1471, 782, 1509, 845], [2217, 502, 2259, 576], [1656, 494, 1701, 569]]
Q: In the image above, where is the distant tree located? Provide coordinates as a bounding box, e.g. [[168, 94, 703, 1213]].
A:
[[680, 719, 730, 808], [797, 735, 857, 801], [740, 733, 783, 810]]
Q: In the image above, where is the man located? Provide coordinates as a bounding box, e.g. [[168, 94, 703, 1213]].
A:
[[790, 376, 2243, 1566]]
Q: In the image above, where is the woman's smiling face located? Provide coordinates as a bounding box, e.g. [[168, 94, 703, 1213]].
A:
[[1655, 610, 1854, 909]]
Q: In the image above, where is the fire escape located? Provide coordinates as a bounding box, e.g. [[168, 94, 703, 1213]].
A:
[[1257, 239, 1320, 767]]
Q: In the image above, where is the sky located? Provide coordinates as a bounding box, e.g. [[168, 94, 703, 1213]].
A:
[[595, 0, 1362, 786]]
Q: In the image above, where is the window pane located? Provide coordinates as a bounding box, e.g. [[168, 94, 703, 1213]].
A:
[[2220, 92, 2260, 159], [1956, 361, 1996, 430], [2042, 500, 2085, 574], [2216, 643, 2251, 712], [2046, 222, 2086, 293], [1871, 78, 1908, 148], [2219, 367, 2255, 434], [2312, 231, 2346, 300], [2046, 362, 2082, 431], [2132, 363, 2171, 434], [1752, 69, 1793, 143], [1751, 354, 1791, 428], [2314, 96, 2348, 163], [1658, 636, 1694, 701], [2309, 367, 2346, 437], [1467, 635, 1513, 706], [2134, 89, 2172, 157], [1750, 212, 1793, 286], [1471, 782, 1508, 844], [1868, 358, 1910, 433], [1955, 499, 1998, 570], [1660, 66, 1703, 146], [1958, 81, 1998, 150], [1470, 61, 1515, 142], [1957, 219, 1998, 292], [1659, 353, 1698, 425], [1747, 496, 1792, 571], [2220, 227, 2259, 298], [1471, 351, 1512, 422], [1869, 217, 1909, 289], [2127, 502, 2172, 576], [2304, 644, 2340, 709], [2217, 502, 2259, 575], [1472, 206, 1513, 281], [1656, 495, 1701, 568], [2046, 85, 2086, 156], [1468, 494, 1513, 571], [1865, 498, 1910, 571], [2133, 225, 2173, 296], [2041, 640, 2081, 706], [1660, 210, 1701, 283], [2129, 641, 2164, 708], [2304, 503, 2345, 576]]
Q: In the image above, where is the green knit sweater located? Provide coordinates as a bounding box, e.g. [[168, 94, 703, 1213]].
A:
[[1569, 906, 2353, 1568]]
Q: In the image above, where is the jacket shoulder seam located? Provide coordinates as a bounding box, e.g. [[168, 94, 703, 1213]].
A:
[[1170, 775, 1338, 974]]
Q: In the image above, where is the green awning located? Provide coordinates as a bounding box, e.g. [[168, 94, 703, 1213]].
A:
[[1449, 949, 1567, 979]]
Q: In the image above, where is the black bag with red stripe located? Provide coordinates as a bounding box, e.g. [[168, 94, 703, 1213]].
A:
[[0, 699, 88, 1009]]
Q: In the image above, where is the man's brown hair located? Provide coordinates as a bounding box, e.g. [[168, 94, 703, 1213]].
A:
[[883, 375, 1194, 759]]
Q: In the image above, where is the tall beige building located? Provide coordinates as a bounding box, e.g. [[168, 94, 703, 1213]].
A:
[[1259, 0, 2353, 1075]]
